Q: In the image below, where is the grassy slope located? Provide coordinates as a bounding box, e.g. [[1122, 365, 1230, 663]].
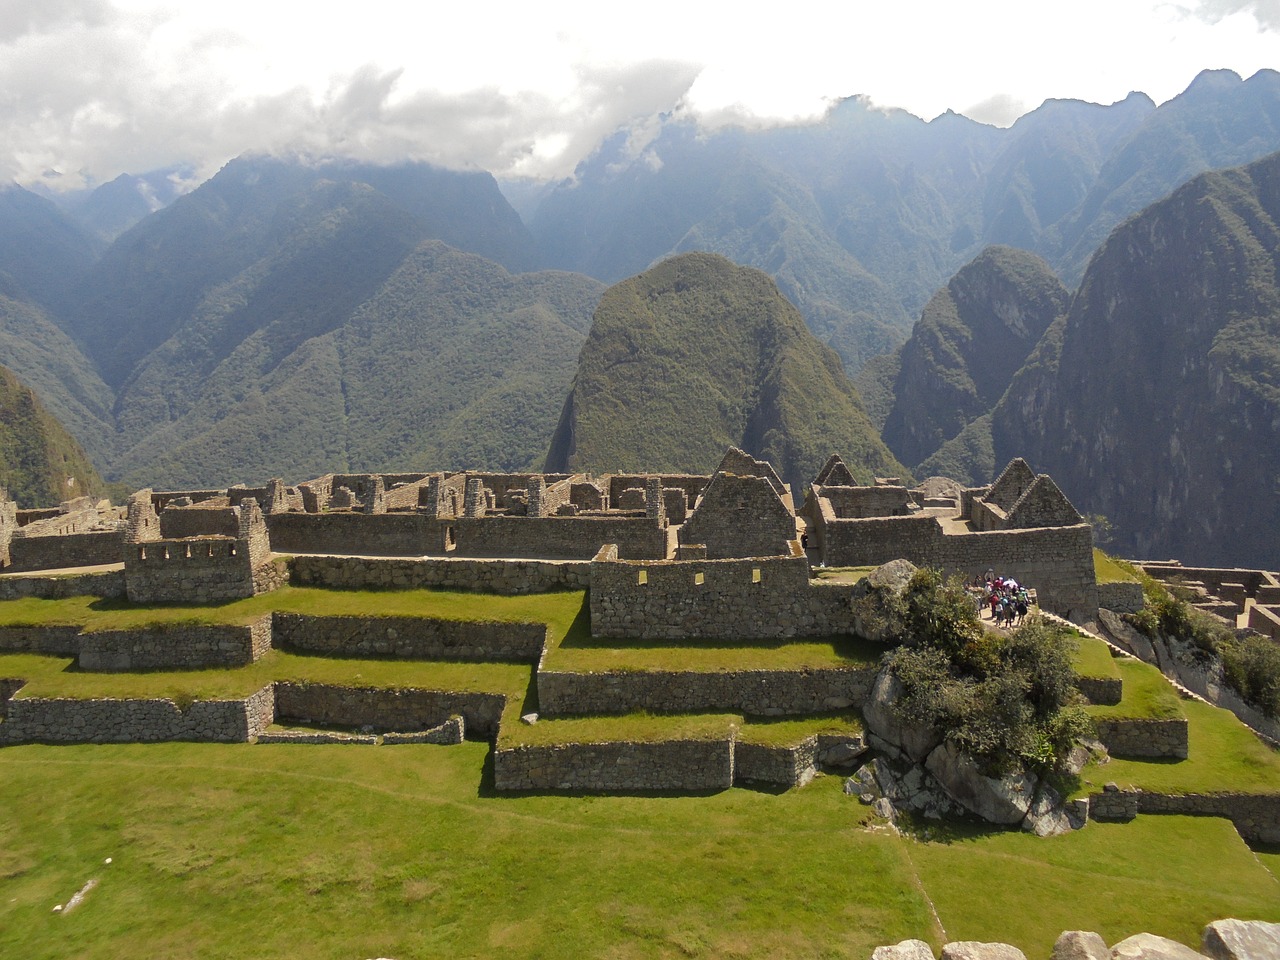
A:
[[0, 363, 103, 507], [1, 587, 1279, 956]]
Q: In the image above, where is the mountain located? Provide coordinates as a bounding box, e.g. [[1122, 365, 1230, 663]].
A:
[[990, 150, 1280, 568], [64, 154, 540, 389], [59, 168, 195, 242], [0, 363, 102, 507], [529, 71, 1280, 377], [878, 246, 1068, 469], [544, 252, 906, 488], [0, 185, 98, 317], [112, 240, 601, 488]]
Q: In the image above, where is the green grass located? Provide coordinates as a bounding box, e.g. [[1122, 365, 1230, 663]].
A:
[[0, 586, 586, 636], [1094, 549, 1141, 584], [1073, 636, 1120, 680], [909, 815, 1280, 952], [501, 712, 740, 747], [1087, 659, 1184, 720], [813, 566, 878, 582], [1085, 693, 1280, 795], [500, 711, 864, 749], [0, 650, 530, 704], [0, 744, 1275, 960], [543, 632, 884, 673]]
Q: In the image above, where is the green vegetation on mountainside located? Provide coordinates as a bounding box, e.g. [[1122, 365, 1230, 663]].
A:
[[545, 252, 905, 488], [0, 365, 102, 507], [113, 240, 601, 487], [991, 150, 1280, 568], [880, 245, 1068, 471]]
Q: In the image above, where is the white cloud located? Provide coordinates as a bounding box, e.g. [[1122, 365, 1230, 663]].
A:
[[0, 1, 1277, 190]]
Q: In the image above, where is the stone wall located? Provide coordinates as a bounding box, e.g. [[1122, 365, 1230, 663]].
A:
[[493, 738, 733, 792], [77, 617, 273, 671], [1076, 676, 1123, 706], [537, 666, 876, 717], [451, 516, 667, 560], [0, 569, 126, 600], [1089, 783, 1280, 843], [680, 473, 795, 560], [1092, 717, 1189, 758], [1097, 581, 1145, 614], [819, 485, 914, 519], [272, 614, 547, 663], [818, 515, 1098, 622], [289, 555, 591, 595], [734, 738, 818, 786], [267, 512, 445, 556], [0, 684, 275, 744], [0, 569, 125, 600], [1250, 604, 1280, 641], [124, 538, 256, 603], [0, 624, 82, 655], [588, 551, 862, 640], [609, 474, 708, 506], [159, 507, 240, 540], [273, 682, 506, 738], [7, 531, 123, 572]]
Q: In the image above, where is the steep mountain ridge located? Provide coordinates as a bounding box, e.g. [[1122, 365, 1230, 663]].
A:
[[0, 363, 102, 507], [879, 246, 1068, 469], [545, 252, 905, 488], [991, 151, 1280, 567]]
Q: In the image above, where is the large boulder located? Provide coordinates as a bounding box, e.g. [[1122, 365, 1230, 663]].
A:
[[1202, 920, 1280, 960], [864, 668, 943, 763], [941, 943, 1028, 960], [925, 742, 1038, 824], [1051, 931, 1108, 960], [873, 941, 935, 960], [1021, 784, 1074, 837], [1111, 933, 1207, 960], [851, 560, 918, 642]]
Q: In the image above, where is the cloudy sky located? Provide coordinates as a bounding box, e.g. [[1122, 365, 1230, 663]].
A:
[[3, 0, 1279, 191]]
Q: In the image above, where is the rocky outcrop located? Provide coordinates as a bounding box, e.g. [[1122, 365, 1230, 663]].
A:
[[870, 919, 1280, 960], [1202, 920, 1280, 960]]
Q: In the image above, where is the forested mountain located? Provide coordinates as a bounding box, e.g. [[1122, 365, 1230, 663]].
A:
[[876, 246, 1068, 470], [0, 363, 102, 507], [987, 150, 1280, 568], [528, 69, 1280, 375], [0, 185, 99, 317], [115, 240, 600, 488], [545, 252, 904, 488]]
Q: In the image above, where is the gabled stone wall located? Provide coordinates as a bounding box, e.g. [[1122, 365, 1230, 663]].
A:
[[680, 473, 795, 560]]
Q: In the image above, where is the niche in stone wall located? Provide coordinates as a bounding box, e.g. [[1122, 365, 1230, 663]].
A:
[[752, 567, 761, 584], [694, 572, 705, 585], [637, 570, 647, 585]]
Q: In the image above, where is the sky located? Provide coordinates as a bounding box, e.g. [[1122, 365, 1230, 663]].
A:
[[3, 0, 1279, 192]]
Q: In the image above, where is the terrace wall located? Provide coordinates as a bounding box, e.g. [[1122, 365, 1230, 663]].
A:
[[733, 738, 818, 786], [588, 551, 861, 640], [536, 666, 876, 717], [1092, 717, 1189, 759], [493, 738, 733, 792], [7, 531, 123, 572], [272, 682, 506, 738], [0, 684, 275, 744], [272, 614, 547, 663], [289, 555, 590, 595], [1090, 784, 1280, 843], [77, 617, 273, 671], [0, 569, 126, 600]]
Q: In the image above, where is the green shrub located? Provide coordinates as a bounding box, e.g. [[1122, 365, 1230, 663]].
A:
[[884, 569, 1085, 775], [1126, 576, 1280, 717]]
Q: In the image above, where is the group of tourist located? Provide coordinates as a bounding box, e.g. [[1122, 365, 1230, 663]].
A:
[[968, 572, 1033, 628]]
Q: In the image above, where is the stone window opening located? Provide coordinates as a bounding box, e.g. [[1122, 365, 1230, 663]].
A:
[[752, 567, 761, 584], [637, 570, 648, 585], [229, 544, 237, 557], [694, 572, 704, 585]]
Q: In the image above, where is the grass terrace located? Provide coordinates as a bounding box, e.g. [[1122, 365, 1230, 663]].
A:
[[1086, 658, 1184, 721], [1073, 635, 1121, 681], [1094, 549, 1142, 584]]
